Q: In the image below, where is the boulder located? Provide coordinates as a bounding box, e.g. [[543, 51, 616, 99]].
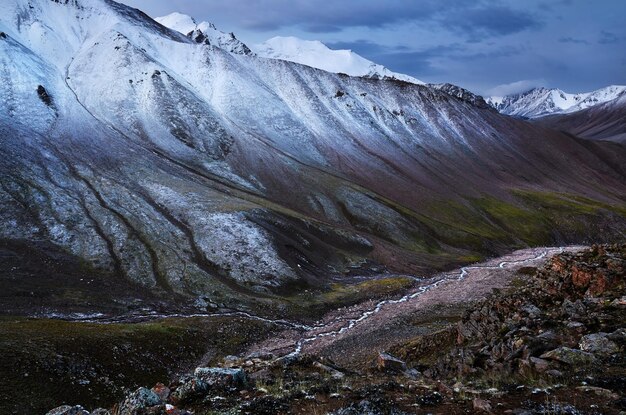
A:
[[194, 367, 247, 389], [313, 361, 345, 380], [540, 347, 597, 366], [579, 333, 619, 355], [117, 387, 163, 415], [529, 357, 550, 373], [377, 352, 406, 372], [171, 376, 209, 404], [46, 406, 90, 415], [575, 386, 620, 400], [151, 383, 171, 402], [472, 397, 492, 413]]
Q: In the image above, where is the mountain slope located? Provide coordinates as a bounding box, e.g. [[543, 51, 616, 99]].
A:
[[488, 85, 626, 118], [253, 36, 423, 84], [1, 0, 625, 317], [535, 91, 626, 143]]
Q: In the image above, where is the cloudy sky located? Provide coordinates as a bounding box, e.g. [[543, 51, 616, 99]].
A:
[[119, 0, 626, 96]]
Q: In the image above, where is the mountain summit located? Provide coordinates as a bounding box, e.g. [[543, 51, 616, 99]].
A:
[[253, 36, 423, 84]]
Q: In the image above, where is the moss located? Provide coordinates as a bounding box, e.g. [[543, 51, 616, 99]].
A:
[[287, 276, 415, 313]]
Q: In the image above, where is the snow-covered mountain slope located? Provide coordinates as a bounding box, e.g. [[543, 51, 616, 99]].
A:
[[1, 0, 625, 314], [488, 85, 626, 118], [535, 90, 626, 143], [155, 12, 251, 54], [253, 36, 423, 84]]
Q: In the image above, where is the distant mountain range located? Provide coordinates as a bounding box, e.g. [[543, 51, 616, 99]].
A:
[[486, 86, 626, 143], [487, 85, 626, 119]]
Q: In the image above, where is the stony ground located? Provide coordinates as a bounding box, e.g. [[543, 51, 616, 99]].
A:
[[43, 243, 626, 414]]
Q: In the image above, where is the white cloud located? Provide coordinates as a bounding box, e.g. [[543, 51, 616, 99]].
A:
[[485, 79, 546, 96]]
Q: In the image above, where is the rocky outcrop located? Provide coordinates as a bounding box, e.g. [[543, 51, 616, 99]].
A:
[[416, 244, 625, 385]]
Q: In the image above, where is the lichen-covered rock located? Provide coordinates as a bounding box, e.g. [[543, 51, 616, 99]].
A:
[[170, 376, 209, 404], [45, 406, 90, 415], [194, 367, 247, 389], [579, 333, 619, 355], [151, 383, 171, 402], [118, 387, 164, 415], [540, 347, 597, 366]]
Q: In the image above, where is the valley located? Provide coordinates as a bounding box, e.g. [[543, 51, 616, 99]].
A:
[[0, 0, 624, 414]]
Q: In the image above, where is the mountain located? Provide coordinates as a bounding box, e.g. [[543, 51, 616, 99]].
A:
[[488, 85, 626, 118], [155, 12, 252, 55], [253, 36, 423, 84], [429, 83, 491, 109], [1, 0, 625, 317], [535, 91, 626, 143]]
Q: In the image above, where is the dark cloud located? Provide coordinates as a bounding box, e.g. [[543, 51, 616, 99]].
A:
[[442, 6, 541, 38], [122, 0, 537, 40], [598, 31, 619, 44], [325, 40, 407, 55], [558, 37, 588, 44]]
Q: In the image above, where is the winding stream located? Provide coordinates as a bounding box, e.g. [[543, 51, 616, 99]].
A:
[[45, 246, 574, 358]]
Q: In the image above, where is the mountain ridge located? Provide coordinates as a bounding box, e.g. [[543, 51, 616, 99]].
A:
[[488, 85, 626, 118], [1, 0, 625, 318]]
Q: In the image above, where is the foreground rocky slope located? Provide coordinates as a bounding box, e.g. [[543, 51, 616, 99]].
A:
[[1, 0, 625, 317], [44, 245, 624, 414]]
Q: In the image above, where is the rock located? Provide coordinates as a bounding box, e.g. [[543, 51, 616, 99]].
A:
[[473, 397, 492, 413], [416, 391, 443, 406], [246, 350, 275, 361], [313, 361, 345, 380], [529, 357, 550, 373], [540, 347, 597, 366], [607, 328, 626, 345], [152, 383, 171, 402], [521, 304, 541, 318], [545, 369, 563, 378], [579, 333, 619, 355], [118, 387, 163, 415], [194, 367, 248, 389], [90, 410, 111, 415], [562, 299, 586, 317], [171, 376, 209, 404], [377, 352, 406, 372], [576, 386, 620, 400], [46, 406, 90, 415]]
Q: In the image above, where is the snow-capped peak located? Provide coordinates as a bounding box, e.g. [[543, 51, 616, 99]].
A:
[[155, 12, 251, 55], [154, 12, 200, 35], [253, 36, 424, 84], [488, 85, 626, 118]]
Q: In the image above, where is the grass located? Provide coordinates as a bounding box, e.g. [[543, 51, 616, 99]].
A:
[[0, 316, 276, 415], [286, 276, 415, 314], [419, 190, 626, 251]]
